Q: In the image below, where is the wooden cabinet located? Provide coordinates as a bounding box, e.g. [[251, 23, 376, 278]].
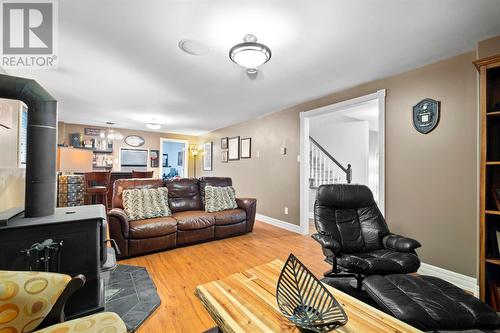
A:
[[475, 54, 500, 304]]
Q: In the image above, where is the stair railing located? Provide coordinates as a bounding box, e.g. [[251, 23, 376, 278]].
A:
[[309, 136, 352, 188]]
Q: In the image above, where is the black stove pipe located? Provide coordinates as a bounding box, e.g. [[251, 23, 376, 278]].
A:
[[0, 74, 57, 217]]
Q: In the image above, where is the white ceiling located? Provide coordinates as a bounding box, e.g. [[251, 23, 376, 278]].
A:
[[4, 0, 500, 135]]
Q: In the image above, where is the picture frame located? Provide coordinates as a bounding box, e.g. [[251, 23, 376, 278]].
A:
[[490, 281, 500, 311], [125, 135, 145, 147], [221, 150, 228, 163], [203, 141, 213, 171], [228, 136, 240, 161], [150, 149, 159, 168], [221, 137, 228, 150], [162, 154, 169, 168], [241, 137, 251, 159]]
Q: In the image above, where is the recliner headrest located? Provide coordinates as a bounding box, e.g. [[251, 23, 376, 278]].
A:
[[316, 184, 375, 209]]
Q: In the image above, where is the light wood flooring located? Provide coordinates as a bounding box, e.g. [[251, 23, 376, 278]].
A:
[[121, 220, 329, 333]]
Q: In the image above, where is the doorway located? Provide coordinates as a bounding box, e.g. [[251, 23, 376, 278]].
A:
[[160, 138, 189, 179], [300, 90, 386, 235]]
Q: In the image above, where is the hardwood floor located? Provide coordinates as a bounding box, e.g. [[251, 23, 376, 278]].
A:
[[120, 220, 329, 333]]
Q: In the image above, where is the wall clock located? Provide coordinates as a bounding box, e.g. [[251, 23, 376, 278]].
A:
[[413, 98, 440, 134], [125, 135, 145, 147]]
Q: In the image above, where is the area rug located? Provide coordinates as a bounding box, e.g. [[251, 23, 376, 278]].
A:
[[104, 264, 161, 332]]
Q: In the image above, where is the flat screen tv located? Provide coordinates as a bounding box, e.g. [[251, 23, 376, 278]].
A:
[[120, 148, 148, 167]]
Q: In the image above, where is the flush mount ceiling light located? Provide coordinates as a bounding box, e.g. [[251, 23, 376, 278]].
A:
[[146, 123, 161, 130], [229, 34, 271, 73], [178, 39, 210, 56]]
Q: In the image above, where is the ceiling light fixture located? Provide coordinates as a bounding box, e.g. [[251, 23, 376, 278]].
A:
[[178, 39, 210, 56], [146, 123, 161, 130], [105, 122, 123, 141], [229, 34, 271, 73]]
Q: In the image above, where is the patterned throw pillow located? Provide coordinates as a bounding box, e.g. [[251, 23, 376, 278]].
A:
[[122, 187, 172, 221], [205, 185, 238, 212]]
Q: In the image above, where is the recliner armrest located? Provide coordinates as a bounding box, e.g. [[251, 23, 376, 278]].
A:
[[312, 233, 341, 255], [236, 198, 257, 232], [108, 208, 130, 238], [383, 233, 421, 253]]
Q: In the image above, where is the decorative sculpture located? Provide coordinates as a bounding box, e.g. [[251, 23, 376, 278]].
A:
[[276, 254, 348, 332]]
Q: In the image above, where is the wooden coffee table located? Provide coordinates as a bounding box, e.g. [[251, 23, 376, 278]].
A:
[[195, 259, 422, 333]]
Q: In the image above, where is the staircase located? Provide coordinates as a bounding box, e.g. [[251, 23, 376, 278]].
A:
[[309, 136, 351, 189]]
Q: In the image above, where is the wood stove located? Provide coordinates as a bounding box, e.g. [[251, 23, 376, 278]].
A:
[[0, 74, 117, 319]]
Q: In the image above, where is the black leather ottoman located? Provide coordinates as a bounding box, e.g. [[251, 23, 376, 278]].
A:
[[362, 275, 500, 332]]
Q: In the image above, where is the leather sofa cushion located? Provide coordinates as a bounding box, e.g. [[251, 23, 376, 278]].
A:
[[199, 177, 232, 207], [337, 249, 420, 275], [173, 210, 215, 230], [165, 178, 202, 213], [211, 209, 246, 225], [129, 216, 177, 239], [113, 178, 164, 209], [363, 275, 500, 331]]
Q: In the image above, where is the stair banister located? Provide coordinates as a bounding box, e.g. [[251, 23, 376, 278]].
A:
[[309, 136, 352, 184]]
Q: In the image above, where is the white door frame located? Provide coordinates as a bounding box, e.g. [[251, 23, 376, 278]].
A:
[[159, 138, 189, 179], [299, 89, 386, 235]]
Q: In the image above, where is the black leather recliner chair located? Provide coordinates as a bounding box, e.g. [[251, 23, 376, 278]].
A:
[[312, 184, 421, 289]]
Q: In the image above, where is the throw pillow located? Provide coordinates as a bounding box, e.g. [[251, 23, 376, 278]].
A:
[[122, 187, 172, 221], [205, 185, 238, 212]]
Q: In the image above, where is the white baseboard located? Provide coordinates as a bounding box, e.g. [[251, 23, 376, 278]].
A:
[[256, 213, 305, 234], [308, 212, 314, 219], [418, 262, 479, 297]]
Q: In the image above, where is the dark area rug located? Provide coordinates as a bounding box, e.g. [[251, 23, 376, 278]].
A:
[[104, 264, 161, 332]]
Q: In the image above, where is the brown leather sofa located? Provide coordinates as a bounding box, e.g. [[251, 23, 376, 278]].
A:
[[107, 177, 257, 259]]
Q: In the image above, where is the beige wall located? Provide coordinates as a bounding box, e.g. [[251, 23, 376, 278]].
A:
[[477, 35, 500, 59], [58, 122, 197, 177], [0, 99, 26, 211], [198, 51, 479, 277]]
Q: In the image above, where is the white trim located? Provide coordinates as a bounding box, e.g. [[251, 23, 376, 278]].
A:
[[256, 213, 306, 234], [159, 137, 189, 179], [308, 212, 314, 219], [377, 89, 386, 214], [299, 90, 386, 235], [418, 262, 479, 297]]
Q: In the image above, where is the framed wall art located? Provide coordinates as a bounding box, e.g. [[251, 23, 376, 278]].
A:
[[228, 136, 240, 161], [241, 137, 251, 159], [221, 137, 228, 150], [221, 150, 228, 163], [125, 135, 145, 147], [203, 141, 213, 171], [150, 149, 159, 168]]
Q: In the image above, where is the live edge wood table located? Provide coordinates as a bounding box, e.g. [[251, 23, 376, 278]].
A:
[[195, 259, 422, 333]]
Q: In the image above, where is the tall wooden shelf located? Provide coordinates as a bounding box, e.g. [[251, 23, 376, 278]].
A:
[[476, 54, 500, 304]]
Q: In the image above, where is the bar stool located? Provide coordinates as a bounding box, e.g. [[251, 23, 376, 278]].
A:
[[84, 171, 111, 209], [132, 170, 154, 178]]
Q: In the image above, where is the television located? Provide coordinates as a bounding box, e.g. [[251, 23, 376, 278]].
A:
[[120, 148, 148, 171]]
